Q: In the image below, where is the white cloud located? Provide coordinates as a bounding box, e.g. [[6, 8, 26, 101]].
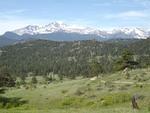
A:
[[105, 11, 148, 19], [119, 11, 147, 17]]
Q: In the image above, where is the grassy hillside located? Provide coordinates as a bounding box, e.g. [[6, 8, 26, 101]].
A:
[[0, 68, 150, 113]]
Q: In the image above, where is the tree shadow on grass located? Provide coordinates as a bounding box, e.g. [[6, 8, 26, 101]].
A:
[[0, 96, 28, 108]]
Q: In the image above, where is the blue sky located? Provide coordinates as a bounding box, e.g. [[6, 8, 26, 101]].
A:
[[0, 0, 150, 34]]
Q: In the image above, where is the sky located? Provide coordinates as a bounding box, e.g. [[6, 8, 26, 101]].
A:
[[0, 0, 150, 34]]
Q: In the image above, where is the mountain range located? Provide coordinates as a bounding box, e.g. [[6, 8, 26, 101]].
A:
[[0, 22, 150, 47]]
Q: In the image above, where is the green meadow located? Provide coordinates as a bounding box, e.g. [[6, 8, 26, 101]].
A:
[[0, 68, 150, 113]]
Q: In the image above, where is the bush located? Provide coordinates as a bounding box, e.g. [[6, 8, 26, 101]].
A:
[[25, 86, 29, 90], [61, 90, 68, 94], [0, 96, 27, 108], [43, 85, 47, 88]]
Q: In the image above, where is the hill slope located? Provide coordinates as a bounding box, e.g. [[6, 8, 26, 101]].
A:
[[1, 68, 150, 113], [0, 39, 150, 77]]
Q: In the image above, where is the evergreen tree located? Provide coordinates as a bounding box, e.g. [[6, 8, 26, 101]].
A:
[[20, 76, 26, 85], [0, 68, 15, 96], [114, 49, 139, 71], [90, 59, 103, 77], [0, 68, 15, 87], [31, 76, 37, 84]]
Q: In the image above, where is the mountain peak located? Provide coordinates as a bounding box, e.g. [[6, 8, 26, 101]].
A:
[[14, 25, 40, 35]]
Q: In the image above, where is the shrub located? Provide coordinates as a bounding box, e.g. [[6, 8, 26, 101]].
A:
[[61, 90, 68, 94], [43, 85, 47, 88], [0, 96, 27, 108]]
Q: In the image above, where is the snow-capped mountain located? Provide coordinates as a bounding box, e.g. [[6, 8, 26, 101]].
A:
[[13, 22, 102, 36], [12, 22, 150, 39], [0, 22, 149, 47], [110, 28, 149, 39]]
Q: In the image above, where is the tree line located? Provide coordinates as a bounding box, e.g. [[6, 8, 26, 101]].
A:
[[0, 39, 149, 80]]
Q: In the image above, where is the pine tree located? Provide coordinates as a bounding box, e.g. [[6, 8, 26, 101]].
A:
[[114, 49, 139, 71], [0, 69, 15, 87], [90, 59, 103, 77], [31, 76, 37, 84]]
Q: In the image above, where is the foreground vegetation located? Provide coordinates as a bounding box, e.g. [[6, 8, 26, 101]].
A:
[[0, 68, 150, 113]]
